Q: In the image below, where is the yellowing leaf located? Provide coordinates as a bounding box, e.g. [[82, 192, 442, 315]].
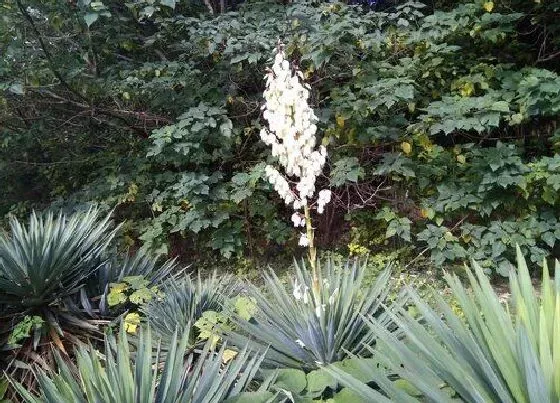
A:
[[222, 349, 238, 364], [235, 296, 257, 321], [110, 283, 128, 293], [180, 199, 192, 211], [124, 313, 141, 334], [401, 142, 412, 155], [124, 183, 138, 202], [210, 334, 220, 349], [129, 288, 154, 305], [327, 3, 341, 12], [321, 135, 333, 146], [457, 154, 466, 164], [483, 1, 494, 12], [460, 82, 475, 97], [420, 208, 435, 220], [336, 115, 345, 128], [107, 290, 127, 307], [108, 282, 128, 307]]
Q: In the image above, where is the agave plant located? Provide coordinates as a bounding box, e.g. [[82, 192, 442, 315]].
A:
[[225, 259, 402, 371], [142, 272, 237, 346], [327, 247, 560, 402], [13, 325, 272, 403]]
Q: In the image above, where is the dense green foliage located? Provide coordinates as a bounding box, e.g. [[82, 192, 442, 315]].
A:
[[2, 0, 560, 272]]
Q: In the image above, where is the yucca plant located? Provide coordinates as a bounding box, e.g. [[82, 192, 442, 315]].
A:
[[0, 208, 119, 347], [226, 259, 402, 371], [12, 325, 272, 403], [0, 208, 119, 397], [327, 247, 560, 402], [142, 272, 237, 347], [0, 209, 181, 398], [0, 208, 116, 307]]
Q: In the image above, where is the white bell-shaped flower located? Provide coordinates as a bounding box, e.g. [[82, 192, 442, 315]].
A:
[[260, 45, 332, 235]]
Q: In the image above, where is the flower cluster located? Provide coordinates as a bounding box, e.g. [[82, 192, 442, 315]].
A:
[[317, 189, 332, 214], [260, 46, 332, 231]]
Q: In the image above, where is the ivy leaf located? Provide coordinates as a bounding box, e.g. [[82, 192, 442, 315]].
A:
[[401, 142, 413, 155], [123, 275, 150, 290], [124, 312, 141, 334], [107, 289, 127, 306], [541, 231, 557, 248], [483, 2, 494, 12], [496, 260, 513, 276], [330, 157, 364, 186], [273, 368, 307, 394], [234, 296, 257, 320], [222, 349, 238, 364], [491, 101, 510, 112], [306, 369, 337, 396], [129, 288, 154, 305]]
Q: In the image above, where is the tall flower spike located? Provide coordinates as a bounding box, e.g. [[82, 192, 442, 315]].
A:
[[261, 43, 332, 296], [260, 45, 331, 219]]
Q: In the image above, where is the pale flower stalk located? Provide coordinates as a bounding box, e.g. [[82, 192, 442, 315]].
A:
[[260, 43, 332, 295]]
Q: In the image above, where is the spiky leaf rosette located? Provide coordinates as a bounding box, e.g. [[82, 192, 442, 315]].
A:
[[327, 247, 560, 402], [142, 272, 237, 347], [0, 208, 120, 398], [0, 208, 116, 306], [0, 208, 119, 343], [13, 325, 271, 403], [226, 259, 402, 371]]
